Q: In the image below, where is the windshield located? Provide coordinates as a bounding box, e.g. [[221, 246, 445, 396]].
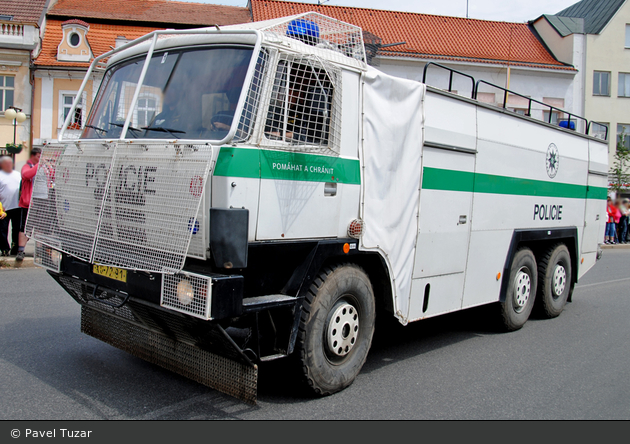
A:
[[81, 46, 253, 140]]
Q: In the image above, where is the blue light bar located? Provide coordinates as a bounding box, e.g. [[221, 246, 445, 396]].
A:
[[286, 19, 320, 45]]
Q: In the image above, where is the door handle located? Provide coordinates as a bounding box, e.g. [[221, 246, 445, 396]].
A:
[[325, 182, 337, 197]]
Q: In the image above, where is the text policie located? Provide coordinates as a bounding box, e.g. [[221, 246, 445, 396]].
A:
[[85, 163, 158, 244], [533, 203, 563, 221]]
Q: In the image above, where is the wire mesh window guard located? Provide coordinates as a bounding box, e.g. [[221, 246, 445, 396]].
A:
[[260, 12, 366, 64], [80, 47, 254, 142], [261, 55, 341, 154], [26, 142, 214, 273], [235, 49, 270, 143]]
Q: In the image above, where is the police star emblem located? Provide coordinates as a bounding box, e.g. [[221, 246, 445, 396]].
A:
[[546, 143, 559, 179]]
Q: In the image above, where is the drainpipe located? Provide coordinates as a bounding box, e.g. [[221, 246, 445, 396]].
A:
[[29, 61, 35, 152]]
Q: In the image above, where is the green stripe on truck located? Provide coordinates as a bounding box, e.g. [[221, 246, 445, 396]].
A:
[[422, 167, 608, 199], [214, 147, 361, 185]]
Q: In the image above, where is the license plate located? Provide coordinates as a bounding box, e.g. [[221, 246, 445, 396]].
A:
[[93, 264, 127, 283]]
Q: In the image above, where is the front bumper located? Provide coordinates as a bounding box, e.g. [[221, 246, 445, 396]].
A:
[[56, 254, 244, 320]]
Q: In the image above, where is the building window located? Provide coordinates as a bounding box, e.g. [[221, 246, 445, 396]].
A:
[[136, 95, 158, 128], [593, 71, 611, 96], [618, 124, 630, 150], [59, 92, 83, 129], [543, 110, 561, 125], [626, 24, 630, 48], [476, 92, 496, 104], [618, 73, 630, 97], [69, 32, 80, 47], [591, 122, 609, 140], [0, 75, 14, 111]]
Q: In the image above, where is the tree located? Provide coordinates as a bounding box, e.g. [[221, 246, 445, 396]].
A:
[[609, 129, 630, 195]]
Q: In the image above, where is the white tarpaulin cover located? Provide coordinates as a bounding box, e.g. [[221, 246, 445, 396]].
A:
[[360, 67, 425, 324]]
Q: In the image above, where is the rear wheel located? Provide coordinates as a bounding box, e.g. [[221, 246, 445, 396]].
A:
[[296, 264, 375, 396], [500, 248, 538, 331], [537, 244, 572, 318]]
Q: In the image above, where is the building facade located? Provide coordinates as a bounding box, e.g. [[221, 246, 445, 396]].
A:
[[0, 0, 49, 167], [533, 0, 630, 165], [250, 0, 583, 132]]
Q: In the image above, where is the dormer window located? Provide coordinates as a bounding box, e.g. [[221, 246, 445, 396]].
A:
[[69, 32, 81, 47], [57, 19, 93, 63]]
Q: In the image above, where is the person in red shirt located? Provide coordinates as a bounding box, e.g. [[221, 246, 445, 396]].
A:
[[16, 147, 41, 261], [605, 197, 621, 245]]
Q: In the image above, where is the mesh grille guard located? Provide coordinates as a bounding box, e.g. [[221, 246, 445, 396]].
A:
[[25, 142, 214, 273]]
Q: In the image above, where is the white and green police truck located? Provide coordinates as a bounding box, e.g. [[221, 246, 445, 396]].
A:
[[26, 13, 608, 403]]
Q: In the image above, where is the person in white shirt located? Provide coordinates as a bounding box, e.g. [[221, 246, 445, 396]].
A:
[[0, 156, 22, 256]]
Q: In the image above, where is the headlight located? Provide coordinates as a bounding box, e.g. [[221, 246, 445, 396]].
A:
[[34, 242, 62, 272], [50, 249, 62, 266], [176, 279, 194, 306]]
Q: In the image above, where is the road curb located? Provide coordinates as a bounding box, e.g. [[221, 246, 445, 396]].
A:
[[0, 257, 36, 270], [601, 244, 630, 250]]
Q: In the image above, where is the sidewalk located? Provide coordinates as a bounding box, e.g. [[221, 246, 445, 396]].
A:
[[0, 242, 35, 269], [601, 243, 630, 250]]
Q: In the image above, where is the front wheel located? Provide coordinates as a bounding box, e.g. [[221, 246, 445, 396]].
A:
[[536, 244, 572, 318], [296, 264, 375, 396], [499, 248, 538, 331]]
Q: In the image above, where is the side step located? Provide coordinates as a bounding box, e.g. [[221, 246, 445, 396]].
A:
[[242, 294, 297, 313]]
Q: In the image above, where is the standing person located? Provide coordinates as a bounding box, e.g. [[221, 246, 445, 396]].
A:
[[613, 199, 623, 244], [0, 156, 21, 256], [605, 197, 619, 244], [619, 199, 630, 244], [16, 147, 41, 261]]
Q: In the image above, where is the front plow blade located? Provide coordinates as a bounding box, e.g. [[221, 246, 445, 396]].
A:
[[81, 306, 258, 404]]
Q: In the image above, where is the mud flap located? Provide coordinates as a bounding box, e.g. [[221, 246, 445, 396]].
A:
[[81, 306, 258, 404]]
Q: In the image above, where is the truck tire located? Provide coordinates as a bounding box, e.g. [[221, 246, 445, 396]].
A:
[[536, 243, 572, 318], [500, 248, 538, 331], [296, 263, 375, 396]]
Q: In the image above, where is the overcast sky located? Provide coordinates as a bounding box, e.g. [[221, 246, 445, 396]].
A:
[[181, 0, 580, 23]]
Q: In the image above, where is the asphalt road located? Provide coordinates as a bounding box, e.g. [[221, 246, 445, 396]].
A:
[[1, 250, 629, 420]]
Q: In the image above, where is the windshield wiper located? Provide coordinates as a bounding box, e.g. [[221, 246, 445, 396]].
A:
[[109, 122, 141, 138], [85, 124, 106, 138], [141, 126, 186, 139]]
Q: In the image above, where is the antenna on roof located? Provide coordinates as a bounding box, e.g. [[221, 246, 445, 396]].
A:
[[317, 0, 330, 5], [466, 0, 469, 18]]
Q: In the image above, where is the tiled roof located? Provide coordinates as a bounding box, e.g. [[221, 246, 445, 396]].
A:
[[48, 0, 252, 27], [62, 19, 90, 28], [556, 0, 625, 34], [251, 0, 571, 70], [0, 0, 48, 25], [34, 19, 159, 67]]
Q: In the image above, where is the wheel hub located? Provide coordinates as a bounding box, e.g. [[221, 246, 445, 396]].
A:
[[552, 264, 567, 297], [513, 268, 531, 313], [327, 302, 359, 357]]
